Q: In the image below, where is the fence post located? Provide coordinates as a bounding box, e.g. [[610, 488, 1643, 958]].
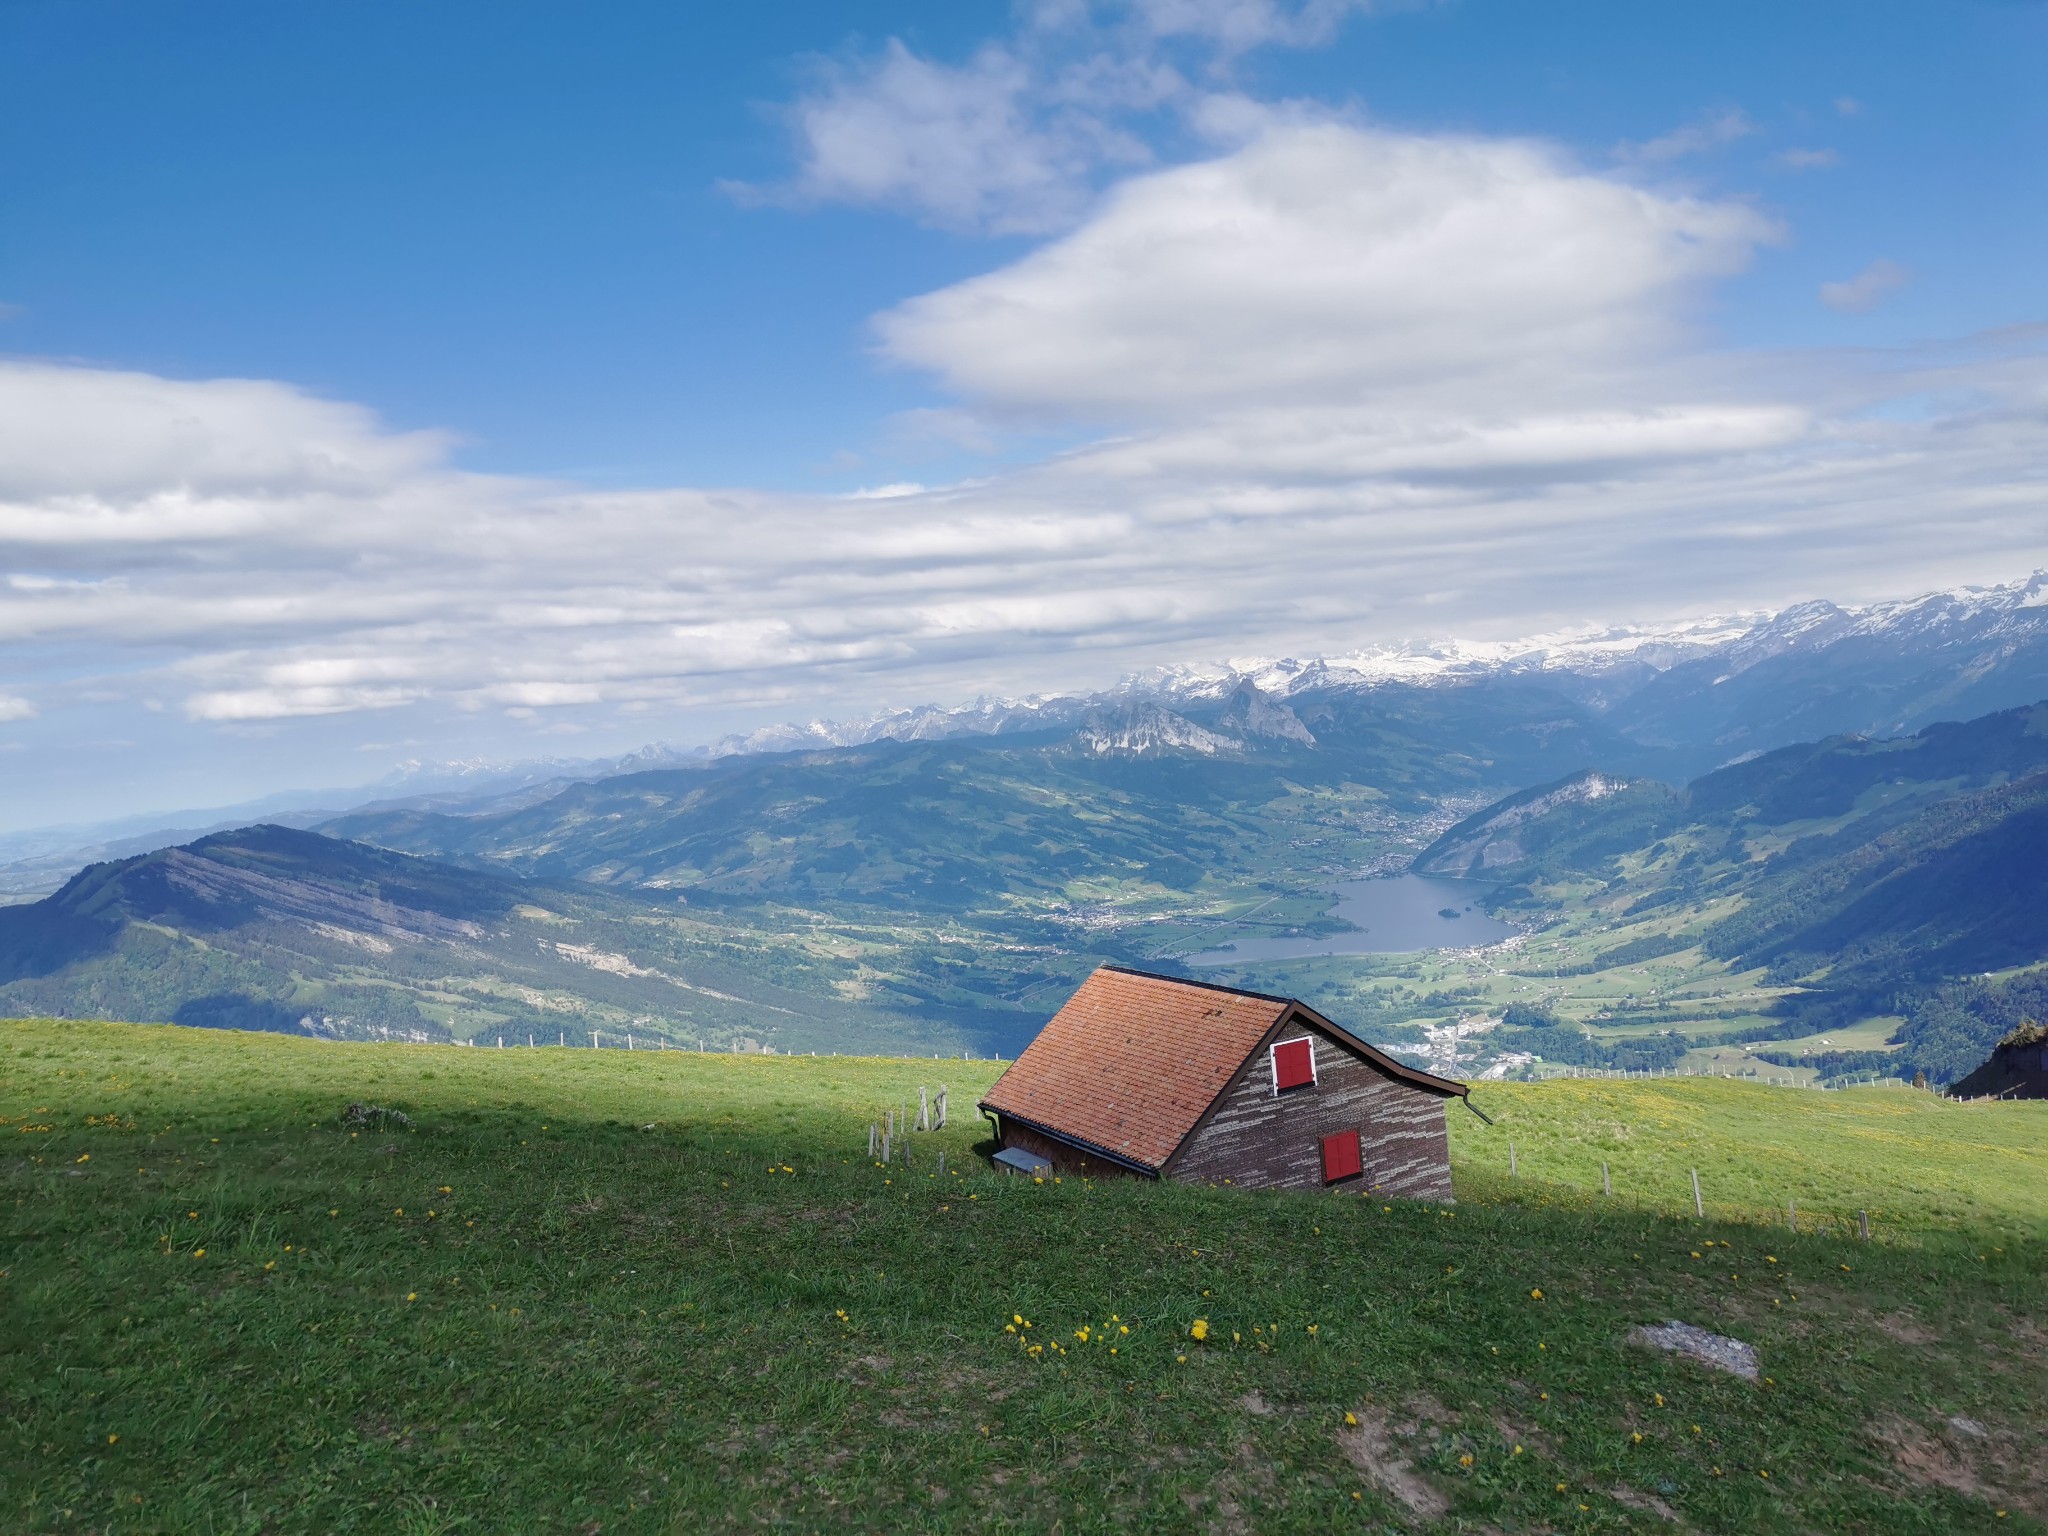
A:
[[592, 1030, 599, 1049], [1690, 1168, 1704, 1218], [868, 1122, 877, 1158], [918, 1086, 930, 1132], [1508, 1141, 1518, 1177], [1787, 1198, 1796, 1231], [1602, 1161, 1611, 1197], [937, 1085, 948, 1129], [882, 1129, 891, 1164], [938, 1151, 946, 1177], [1858, 1209, 1870, 1242]]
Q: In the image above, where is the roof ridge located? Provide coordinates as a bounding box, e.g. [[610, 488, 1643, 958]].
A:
[[1099, 963, 1297, 1008]]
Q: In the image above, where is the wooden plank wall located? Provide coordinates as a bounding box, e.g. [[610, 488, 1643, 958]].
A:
[[1167, 1022, 1455, 1200]]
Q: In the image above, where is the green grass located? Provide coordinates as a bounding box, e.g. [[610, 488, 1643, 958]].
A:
[[6, 1019, 2044, 1532], [1452, 1076, 2048, 1239]]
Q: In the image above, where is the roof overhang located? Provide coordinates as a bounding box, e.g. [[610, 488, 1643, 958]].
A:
[[980, 1104, 1163, 1178]]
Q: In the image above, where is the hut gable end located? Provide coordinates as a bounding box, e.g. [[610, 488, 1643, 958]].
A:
[[1166, 1011, 1456, 1199]]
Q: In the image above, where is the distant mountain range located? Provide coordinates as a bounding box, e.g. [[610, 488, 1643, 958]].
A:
[[9, 570, 2048, 1073]]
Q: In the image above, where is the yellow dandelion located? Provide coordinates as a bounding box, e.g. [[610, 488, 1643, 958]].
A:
[[1189, 1319, 1210, 1341], [75, 1153, 89, 1164], [263, 1261, 276, 1271], [1529, 1288, 1544, 1300], [108, 1433, 119, 1444], [405, 1292, 417, 1302], [1459, 1454, 1473, 1467], [1344, 1412, 1358, 1427], [192, 1248, 205, 1258]]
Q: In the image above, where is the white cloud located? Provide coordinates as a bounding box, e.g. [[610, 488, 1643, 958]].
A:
[[1820, 259, 1910, 314], [876, 124, 1777, 418], [1774, 147, 1839, 171], [0, 362, 447, 505], [0, 694, 36, 722], [735, 40, 1156, 235], [1616, 107, 1757, 164], [1, 127, 2041, 748], [1120, 0, 1380, 51], [733, 0, 1380, 234]]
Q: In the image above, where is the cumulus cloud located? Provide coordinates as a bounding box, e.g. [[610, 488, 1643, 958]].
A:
[[0, 362, 448, 506], [877, 124, 1778, 418], [0, 694, 36, 722], [3, 127, 2042, 744], [733, 0, 1381, 233], [733, 39, 1158, 235], [1820, 258, 1911, 314]]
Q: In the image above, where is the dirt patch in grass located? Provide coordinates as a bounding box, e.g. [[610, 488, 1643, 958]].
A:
[[1610, 1482, 1682, 1522], [1873, 1311, 1937, 1344], [1864, 1413, 2025, 1510], [1336, 1405, 1449, 1522]]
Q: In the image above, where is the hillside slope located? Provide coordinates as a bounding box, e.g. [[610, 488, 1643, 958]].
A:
[[0, 826, 973, 1054], [5, 1019, 2042, 1532], [1420, 701, 2048, 1080]]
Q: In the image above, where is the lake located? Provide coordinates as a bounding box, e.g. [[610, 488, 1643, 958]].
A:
[[1185, 874, 1512, 966]]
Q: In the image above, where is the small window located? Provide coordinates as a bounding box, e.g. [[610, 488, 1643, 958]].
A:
[[1321, 1129, 1363, 1184], [1271, 1036, 1316, 1092]]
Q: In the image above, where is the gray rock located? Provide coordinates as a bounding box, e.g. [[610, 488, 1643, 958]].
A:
[[1627, 1320, 1760, 1380]]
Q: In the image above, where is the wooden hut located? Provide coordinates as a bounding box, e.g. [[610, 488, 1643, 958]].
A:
[[979, 966, 1470, 1198]]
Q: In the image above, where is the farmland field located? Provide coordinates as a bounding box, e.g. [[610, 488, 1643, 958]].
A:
[[5, 1018, 2044, 1531]]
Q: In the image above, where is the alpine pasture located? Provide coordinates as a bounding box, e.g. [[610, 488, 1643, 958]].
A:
[[6, 1018, 2043, 1531]]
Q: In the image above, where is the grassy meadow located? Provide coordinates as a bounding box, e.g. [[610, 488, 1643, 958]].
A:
[[5, 1018, 2044, 1532]]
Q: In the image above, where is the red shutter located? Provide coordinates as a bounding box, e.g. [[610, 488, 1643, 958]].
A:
[[1321, 1129, 1363, 1184], [1271, 1037, 1315, 1091]]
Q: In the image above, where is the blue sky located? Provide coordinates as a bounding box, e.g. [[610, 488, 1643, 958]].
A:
[[1, 0, 2045, 827]]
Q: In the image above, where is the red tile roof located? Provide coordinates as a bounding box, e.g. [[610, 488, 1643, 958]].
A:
[[979, 967, 1292, 1170]]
